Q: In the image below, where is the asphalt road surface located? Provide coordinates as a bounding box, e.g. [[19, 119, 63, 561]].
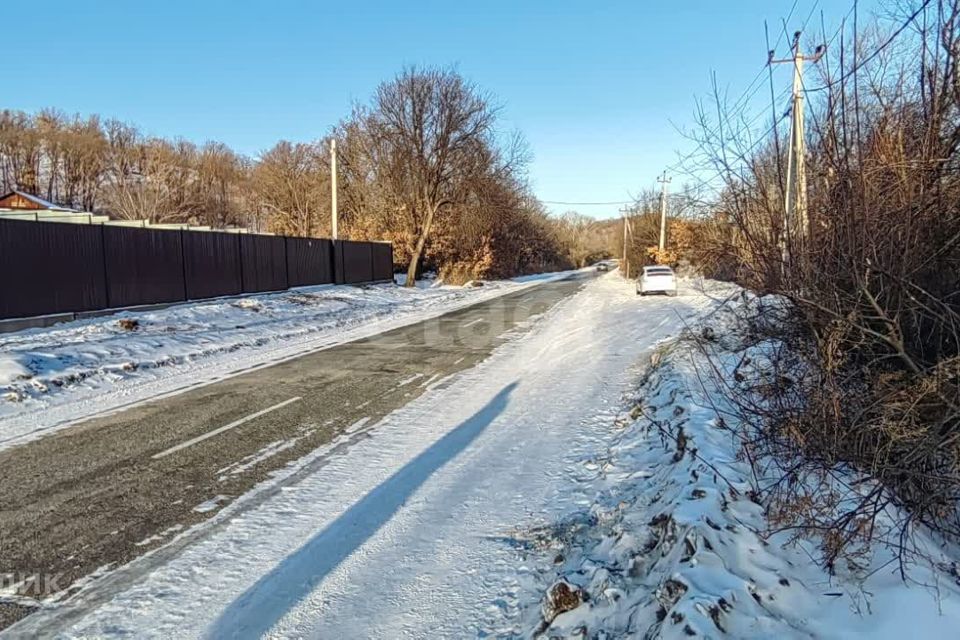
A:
[[0, 273, 593, 632]]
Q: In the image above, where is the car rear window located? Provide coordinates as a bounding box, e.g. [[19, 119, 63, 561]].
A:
[[645, 267, 673, 275]]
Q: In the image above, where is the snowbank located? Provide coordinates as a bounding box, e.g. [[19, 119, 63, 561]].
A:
[[525, 298, 960, 638]]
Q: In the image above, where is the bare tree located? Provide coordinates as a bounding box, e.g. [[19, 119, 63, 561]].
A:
[[363, 67, 498, 286], [0, 110, 42, 193], [61, 114, 107, 210], [251, 140, 328, 236], [101, 139, 196, 222]]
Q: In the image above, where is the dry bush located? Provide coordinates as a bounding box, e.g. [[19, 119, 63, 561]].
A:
[[698, 298, 959, 574], [685, 0, 960, 569], [646, 246, 678, 265]]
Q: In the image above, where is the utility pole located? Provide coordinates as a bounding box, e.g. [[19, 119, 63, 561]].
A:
[[657, 171, 671, 253], [330, 139, 338, 240], [770, 32, 824, 252], [620, 205, 631, 279]]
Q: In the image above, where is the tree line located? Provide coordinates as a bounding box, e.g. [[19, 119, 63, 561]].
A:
[[0, 67, 612, 285]]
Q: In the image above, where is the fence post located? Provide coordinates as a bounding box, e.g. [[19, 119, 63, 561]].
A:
[[388, 243, 394, 284], [237, 233, 245, 294], [332, 240, 342, 285], [284, 236, 292, 288], [281, 235, 290, 289], [99, 223, 111, 309], [179, 229, 189, 301]]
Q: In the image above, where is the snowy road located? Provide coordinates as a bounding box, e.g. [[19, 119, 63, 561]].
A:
[[0, 273, 579, 450], [6, 275, 717, 638]]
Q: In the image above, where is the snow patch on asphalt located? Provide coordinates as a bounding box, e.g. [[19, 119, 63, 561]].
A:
[[134, 525, 184, 548], [216, 438, 301, 481], [192, 495, 231, 514]]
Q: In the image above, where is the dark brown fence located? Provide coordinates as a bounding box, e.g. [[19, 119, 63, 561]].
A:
[[241, 234, 288, 293], [371, 242, 393, 282], [183, 231, 243, 300], [0, 218, 395, 321], [287, 237, 334, 287], [102, 226, 185, 308], [0, 219, 106, 319], [340, 240, 374, 284]]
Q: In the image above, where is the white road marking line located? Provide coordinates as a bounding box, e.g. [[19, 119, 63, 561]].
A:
[[461, 318, 485, 328], [419, 373, 441, 388], [151, 396, 302, 460], [397, 373, 425, 387]]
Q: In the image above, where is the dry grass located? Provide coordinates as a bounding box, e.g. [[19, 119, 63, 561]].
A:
[[681, 0, 960, 570]]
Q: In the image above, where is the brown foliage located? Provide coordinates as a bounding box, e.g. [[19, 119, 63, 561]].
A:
[[686, 0, 960, 567]]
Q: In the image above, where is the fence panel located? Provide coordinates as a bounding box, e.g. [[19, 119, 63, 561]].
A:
[[371, 242, 394, 282], [286, 237, 333, 287], [339, 240, 374, 284], [240, 234, 287, 293], [182, 231, 242, 300], [0, 218, 107, 319], [102, 226, 185, 308]]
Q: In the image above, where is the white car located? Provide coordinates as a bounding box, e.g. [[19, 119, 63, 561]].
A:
[[637, 265, 678, 296]]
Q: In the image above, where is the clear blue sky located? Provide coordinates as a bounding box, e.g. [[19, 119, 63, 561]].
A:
[[7, 0, 875, 219]]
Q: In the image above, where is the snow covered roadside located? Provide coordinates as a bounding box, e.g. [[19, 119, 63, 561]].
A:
[[19, 274, 952, 639], [11, 274, 719, 638], [0, 269, 579, 451], [523, 299, 960, 638]]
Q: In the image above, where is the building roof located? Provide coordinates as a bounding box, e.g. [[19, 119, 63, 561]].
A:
[[0, 190, 76, 211]]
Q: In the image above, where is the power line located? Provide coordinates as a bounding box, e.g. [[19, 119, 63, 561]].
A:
[[799, 0, 821, 32], [540, 200, 634, 206], [824, 3, 856, 51], [716, 0, 801, 120], [665, 0, 933, 208], [779, 0, 821, 52], [667, 84, 792, 176], [669, 1, 842, 189], [806, 0, 933, 93], [676, 108, 793, 197], [670, 0, 863, 182], [666, 5, 813, 177], [774, 0, 802, 51], [663, 1, 801, 178], [561, 0, 905, 213]]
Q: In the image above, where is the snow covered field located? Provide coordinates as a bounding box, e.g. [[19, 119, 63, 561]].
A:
[[0, 271, 576, 451]]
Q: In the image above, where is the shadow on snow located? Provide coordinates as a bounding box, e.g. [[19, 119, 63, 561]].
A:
[[208, 382, 518, 638]]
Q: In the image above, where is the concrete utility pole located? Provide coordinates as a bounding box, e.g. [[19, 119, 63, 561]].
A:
[[620, 205, 631, 279], [657, 171, 671, 253], [770, 32, 824, 250], [330, 139, 339, 240]]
